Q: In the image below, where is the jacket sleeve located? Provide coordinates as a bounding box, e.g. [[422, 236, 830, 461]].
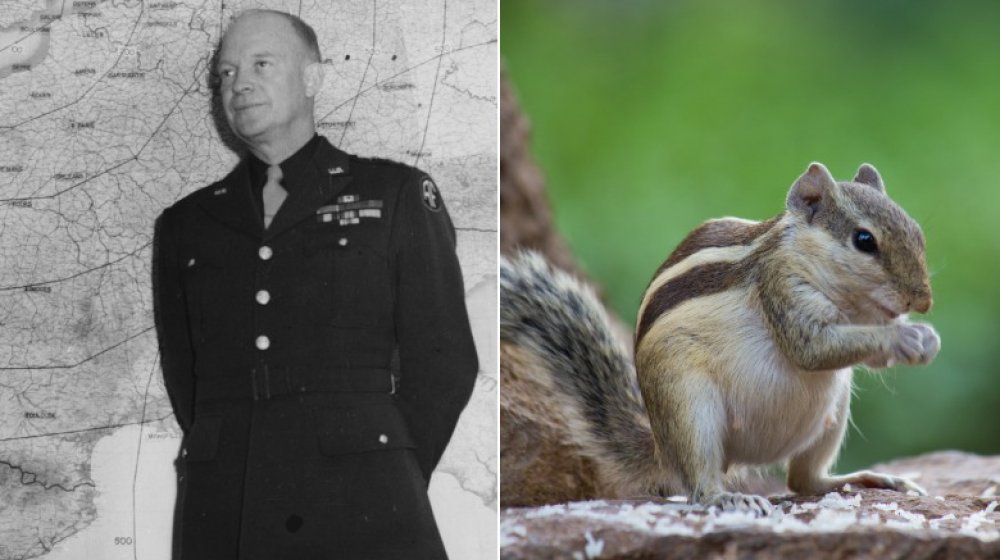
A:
[[390, 171, 479, 481], [153, 207, 196, 434]]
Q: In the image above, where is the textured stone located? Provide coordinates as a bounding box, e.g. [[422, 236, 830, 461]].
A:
[[870, 450, 1000, 499], [500, 453, 1000, 559]]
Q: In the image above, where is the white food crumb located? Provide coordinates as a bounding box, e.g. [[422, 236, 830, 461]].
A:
[[857, 513, 883, 527], [817, 492, 861, 510], [498, 522, 527, 548], [811, 508, 861, 531], [897, 509, 927, 527], [583, 531, 605, 558], [651, 517, 698, 536], [771, 514, 810, 534], [525, 503, 568, 519]]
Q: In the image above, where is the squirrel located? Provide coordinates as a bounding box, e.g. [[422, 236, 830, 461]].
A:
[[500, 162, 940, 514]]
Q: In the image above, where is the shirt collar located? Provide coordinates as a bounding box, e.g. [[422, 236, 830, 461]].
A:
[[246, 134, 322, 192]]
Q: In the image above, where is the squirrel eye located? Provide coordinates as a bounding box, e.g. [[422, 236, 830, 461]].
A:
[[852, 229, 878, 254]]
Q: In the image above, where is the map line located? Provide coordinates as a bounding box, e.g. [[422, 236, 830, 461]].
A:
[[0, 326, 154, 371], [0, 0, 68, 55], [317, 38, 496, 122], [0, 241, 151, 292], [0, 2, 147, 131], [0, 459, 95, 493], [339, 0, 378, 146], [0, 414, 172, 443], [413, 0, 448, 169], [131, 351, 161, 560], [2, 75, 200, 202]]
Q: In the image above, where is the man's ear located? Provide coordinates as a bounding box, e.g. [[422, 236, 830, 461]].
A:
[[786, 162, 837, 223], [303, 62, 324, 98]]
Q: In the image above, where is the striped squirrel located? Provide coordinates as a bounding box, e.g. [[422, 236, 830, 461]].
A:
[[500, 162, 939, 514]]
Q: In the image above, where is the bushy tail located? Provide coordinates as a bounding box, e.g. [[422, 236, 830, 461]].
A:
[[500, 251, 662, 496]]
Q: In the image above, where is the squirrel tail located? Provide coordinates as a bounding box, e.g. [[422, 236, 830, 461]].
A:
[[500, 251, 663, 496]]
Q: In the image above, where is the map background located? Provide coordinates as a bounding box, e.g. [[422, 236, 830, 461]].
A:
[[0, 1, 497, 558]]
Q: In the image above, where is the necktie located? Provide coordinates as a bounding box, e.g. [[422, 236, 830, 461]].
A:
[[262, 164, 286, 229]]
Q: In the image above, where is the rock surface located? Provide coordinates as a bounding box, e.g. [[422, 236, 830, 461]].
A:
[[870, 450, 1000, 499], [500, 452, 1000, 559]]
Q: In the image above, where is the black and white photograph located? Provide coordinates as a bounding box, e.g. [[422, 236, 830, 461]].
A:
[[0, 1, 496, 559]]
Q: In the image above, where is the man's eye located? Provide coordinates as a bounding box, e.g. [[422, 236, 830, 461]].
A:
[[218, 69, 234, 79], [256, 61, 269, 69]]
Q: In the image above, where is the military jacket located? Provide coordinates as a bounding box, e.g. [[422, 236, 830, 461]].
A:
[[154, 136, 478, 559]]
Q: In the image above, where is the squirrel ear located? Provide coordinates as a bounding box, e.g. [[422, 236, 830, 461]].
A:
[[787, 162, 836, 223], [853, 163, 885, 193]]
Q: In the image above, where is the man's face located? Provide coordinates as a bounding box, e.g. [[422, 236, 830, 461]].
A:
[[216, 13, 316, 147]]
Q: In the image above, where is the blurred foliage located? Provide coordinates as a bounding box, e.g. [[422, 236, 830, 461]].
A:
[[501, 0, 1000, 472]]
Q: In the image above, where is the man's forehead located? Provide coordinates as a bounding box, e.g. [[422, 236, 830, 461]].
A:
[[217, 45, 281, 65], [218, 13, 302, 61]]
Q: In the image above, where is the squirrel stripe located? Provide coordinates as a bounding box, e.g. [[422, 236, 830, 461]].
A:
[[637, 217, 782, 322], [636, 260, 751, 346], [653, 216, 782, 277], [635, 218, 783, 346]]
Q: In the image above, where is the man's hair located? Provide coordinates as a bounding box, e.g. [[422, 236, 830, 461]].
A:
[[230, 9, 322, 63]]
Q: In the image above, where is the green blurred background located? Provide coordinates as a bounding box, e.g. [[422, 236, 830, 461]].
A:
[[501, 0, 1000, 473]]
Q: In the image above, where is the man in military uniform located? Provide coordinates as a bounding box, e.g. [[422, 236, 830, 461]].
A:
[[153, 9, 478, 559]]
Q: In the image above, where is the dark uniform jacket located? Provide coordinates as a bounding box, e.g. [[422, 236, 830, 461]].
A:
[[153, 135, 478, 559]]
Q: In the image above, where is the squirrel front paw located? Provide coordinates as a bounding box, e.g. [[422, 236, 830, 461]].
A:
[[891, 322, 940, 366], [699, 491, 773, 516]]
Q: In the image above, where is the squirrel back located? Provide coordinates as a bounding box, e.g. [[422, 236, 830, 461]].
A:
[[500, 252, 667, 496]]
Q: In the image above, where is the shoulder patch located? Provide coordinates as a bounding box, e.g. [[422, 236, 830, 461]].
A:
[[420, 178, 442, 212]]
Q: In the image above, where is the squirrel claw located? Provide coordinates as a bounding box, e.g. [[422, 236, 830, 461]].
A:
[[703, 492, 774, 516]]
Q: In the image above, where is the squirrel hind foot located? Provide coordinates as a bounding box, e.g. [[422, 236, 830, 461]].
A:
[[832, 471, 927, 496]]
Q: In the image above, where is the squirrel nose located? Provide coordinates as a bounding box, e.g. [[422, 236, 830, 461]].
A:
[[910, 287, 932, 314]]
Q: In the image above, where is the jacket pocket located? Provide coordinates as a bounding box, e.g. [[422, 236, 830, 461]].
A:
[[313, 402, 415, 456], [298, 233, 389, 328], [182, 415, 223, 462], [181, 254, 250, 344]]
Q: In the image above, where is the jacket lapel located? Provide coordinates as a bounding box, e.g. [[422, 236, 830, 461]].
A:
[[264, 137, 353, 241], [196, 160, 263, 239]]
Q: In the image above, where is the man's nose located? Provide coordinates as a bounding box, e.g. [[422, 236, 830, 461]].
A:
[[231, 69, 253, 94]]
